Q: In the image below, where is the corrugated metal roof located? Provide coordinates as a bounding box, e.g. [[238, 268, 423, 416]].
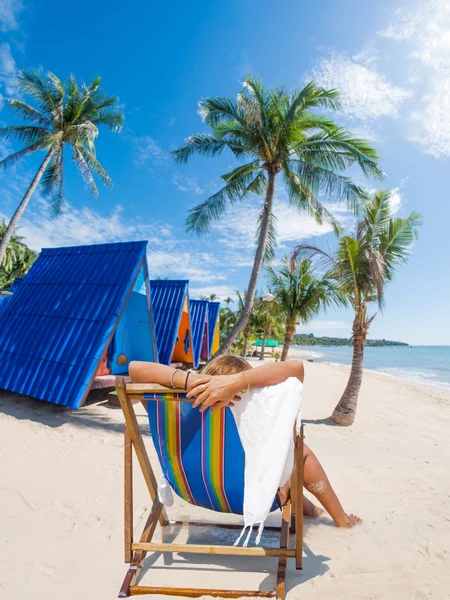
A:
[[207, 302, 221, 352], [150, 280, 189, 365], [0, 241, 149, 408], [190, 299, 209, 367]]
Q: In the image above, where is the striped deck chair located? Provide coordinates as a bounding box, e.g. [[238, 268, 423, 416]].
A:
[[116, 377, 304, 599]]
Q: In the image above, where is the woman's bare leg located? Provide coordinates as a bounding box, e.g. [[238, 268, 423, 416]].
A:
[[303, 444, 362, 528]]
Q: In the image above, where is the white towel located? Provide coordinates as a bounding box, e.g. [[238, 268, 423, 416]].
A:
[[230, 377, 303, 546]]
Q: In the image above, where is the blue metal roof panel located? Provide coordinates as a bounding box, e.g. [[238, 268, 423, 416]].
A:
[[0, 241, 148, 408], [207, 302, 221, 352], [189, 299, 209, 368], [149, 280, 189, 365]]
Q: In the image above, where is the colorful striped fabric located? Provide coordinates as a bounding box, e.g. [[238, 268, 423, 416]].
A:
[[201, 409, 231, 512], [146, 393, 246, 514]]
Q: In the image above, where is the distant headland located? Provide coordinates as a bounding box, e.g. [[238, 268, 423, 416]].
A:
[[293, 333, 409, 347]]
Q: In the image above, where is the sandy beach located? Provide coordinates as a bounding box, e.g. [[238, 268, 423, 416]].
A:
[[1, 360, 450, 600]]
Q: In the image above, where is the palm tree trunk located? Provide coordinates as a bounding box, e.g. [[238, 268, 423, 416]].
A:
[[214, 171, 276, 358], [259, 326, 269, 361], [281, 324, 295, 361], [331, 309, 367, 426], [0, 149, 54, 267]]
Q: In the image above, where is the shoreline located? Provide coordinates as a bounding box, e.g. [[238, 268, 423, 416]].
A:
[[247, 355, 450, 398]]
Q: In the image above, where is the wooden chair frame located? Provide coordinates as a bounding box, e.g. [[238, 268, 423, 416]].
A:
[[116, 377, 304, 599]]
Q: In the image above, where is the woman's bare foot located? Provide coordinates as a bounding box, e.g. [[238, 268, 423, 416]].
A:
[[335, 513, 362, 528]]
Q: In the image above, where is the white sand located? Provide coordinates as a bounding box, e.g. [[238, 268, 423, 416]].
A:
[[1, 361, 450, 600]]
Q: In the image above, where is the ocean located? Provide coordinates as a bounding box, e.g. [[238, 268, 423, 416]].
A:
[[289, 345, 450, 391]]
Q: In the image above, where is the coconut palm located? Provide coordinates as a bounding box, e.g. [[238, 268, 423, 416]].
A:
[[292, 190, 421, 425], [267, 256, 342, 362], [224, 296, 233, 307], [172, 76, 382, 357], [235, 289, 260, 357], [253, 296, 282, 360], [208, 293, 219, 301], [0, 70, 124, 266], [0, 220, 37, 290]]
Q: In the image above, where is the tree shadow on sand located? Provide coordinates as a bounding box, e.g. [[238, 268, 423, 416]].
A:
[[0, 387, 140, 435]]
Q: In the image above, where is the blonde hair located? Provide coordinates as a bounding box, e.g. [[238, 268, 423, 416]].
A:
[[201, 354, 252, 376]]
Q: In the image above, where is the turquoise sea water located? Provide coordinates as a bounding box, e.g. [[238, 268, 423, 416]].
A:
[[290, 345, 450, 391]]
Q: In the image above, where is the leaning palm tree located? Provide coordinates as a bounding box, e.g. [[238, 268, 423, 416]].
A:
[[0, 220, 37, 290], [267, 256, 342, 361], [172, 76, 382, 357], [0, 70, 124, 265], [292, 190, 421, 425]]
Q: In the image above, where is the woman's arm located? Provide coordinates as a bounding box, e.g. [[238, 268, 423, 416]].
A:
[[188, 360, 304, 411], [129, 361, 202, 392]]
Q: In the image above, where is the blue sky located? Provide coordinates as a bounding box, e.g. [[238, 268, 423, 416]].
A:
[[0, 0, 449, 345]]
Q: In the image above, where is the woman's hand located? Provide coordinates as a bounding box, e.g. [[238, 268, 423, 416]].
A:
[[186, 373, 244, 412]]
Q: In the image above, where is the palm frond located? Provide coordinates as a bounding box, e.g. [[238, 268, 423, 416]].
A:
[[77, 145, 112, 187], [257, 207, 277, 263], [186, 170, 262, 234], [6, 99, 52, 126], [0, 125, 50, 144], [0, 141, 43, 169], [283, 164, 343, 234], [72, 145, 98, 196], [288, 159, 366, 210], [172, 134, 231, 164], [197, 96, 243, 126]]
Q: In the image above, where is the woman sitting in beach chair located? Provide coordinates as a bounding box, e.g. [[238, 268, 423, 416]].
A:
[[130, 356, 361, 528]]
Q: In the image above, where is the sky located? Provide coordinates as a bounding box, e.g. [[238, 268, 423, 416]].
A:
[[0, 0, 449, 345]]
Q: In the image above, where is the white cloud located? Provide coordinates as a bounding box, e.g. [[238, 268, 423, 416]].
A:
[[310, 51, 412, 121], [172, 173, 204, 195], [0, 199, 169, 252], [296, 320, 350, 332], [133, 135, 167, 167], [379, 1, 450, 157], [147, 249, 226, 283], [0, 42, 17, 101], [213, 200, 333, 249], [389, 187, 402, 214], [189, 285, 237, 301], [0, 0, 22, 31]]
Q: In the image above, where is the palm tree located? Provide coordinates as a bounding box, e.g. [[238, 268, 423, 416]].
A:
[[219, 306, 236, 341], [0, 70, 124, 265], [253, 296, 282, 360], [224, 296, 234, 307], [208, 293, 219, 301], [172, 76, 382, 357], [235, 289, 258, 357], [0, 220, 37, 290], [292, 190, 421, 425], [267, 256, 342, 361]]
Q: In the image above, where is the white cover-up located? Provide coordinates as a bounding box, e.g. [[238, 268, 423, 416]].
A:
[[230, 376, 303, 546]]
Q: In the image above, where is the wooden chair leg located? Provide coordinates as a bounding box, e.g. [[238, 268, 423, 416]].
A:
[[119, 499, 163, 598], [124, 424, 133, 563], [276, 501, 291, 600], [294, 426, 304, 570], [116, 377, 168, 527]]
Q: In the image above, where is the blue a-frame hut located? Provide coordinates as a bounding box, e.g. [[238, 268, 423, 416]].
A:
[[149, 280, 194, 366], [189, 299, 209, 367], [207, 301, 221, 356], [0, 241, 158, 408]]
